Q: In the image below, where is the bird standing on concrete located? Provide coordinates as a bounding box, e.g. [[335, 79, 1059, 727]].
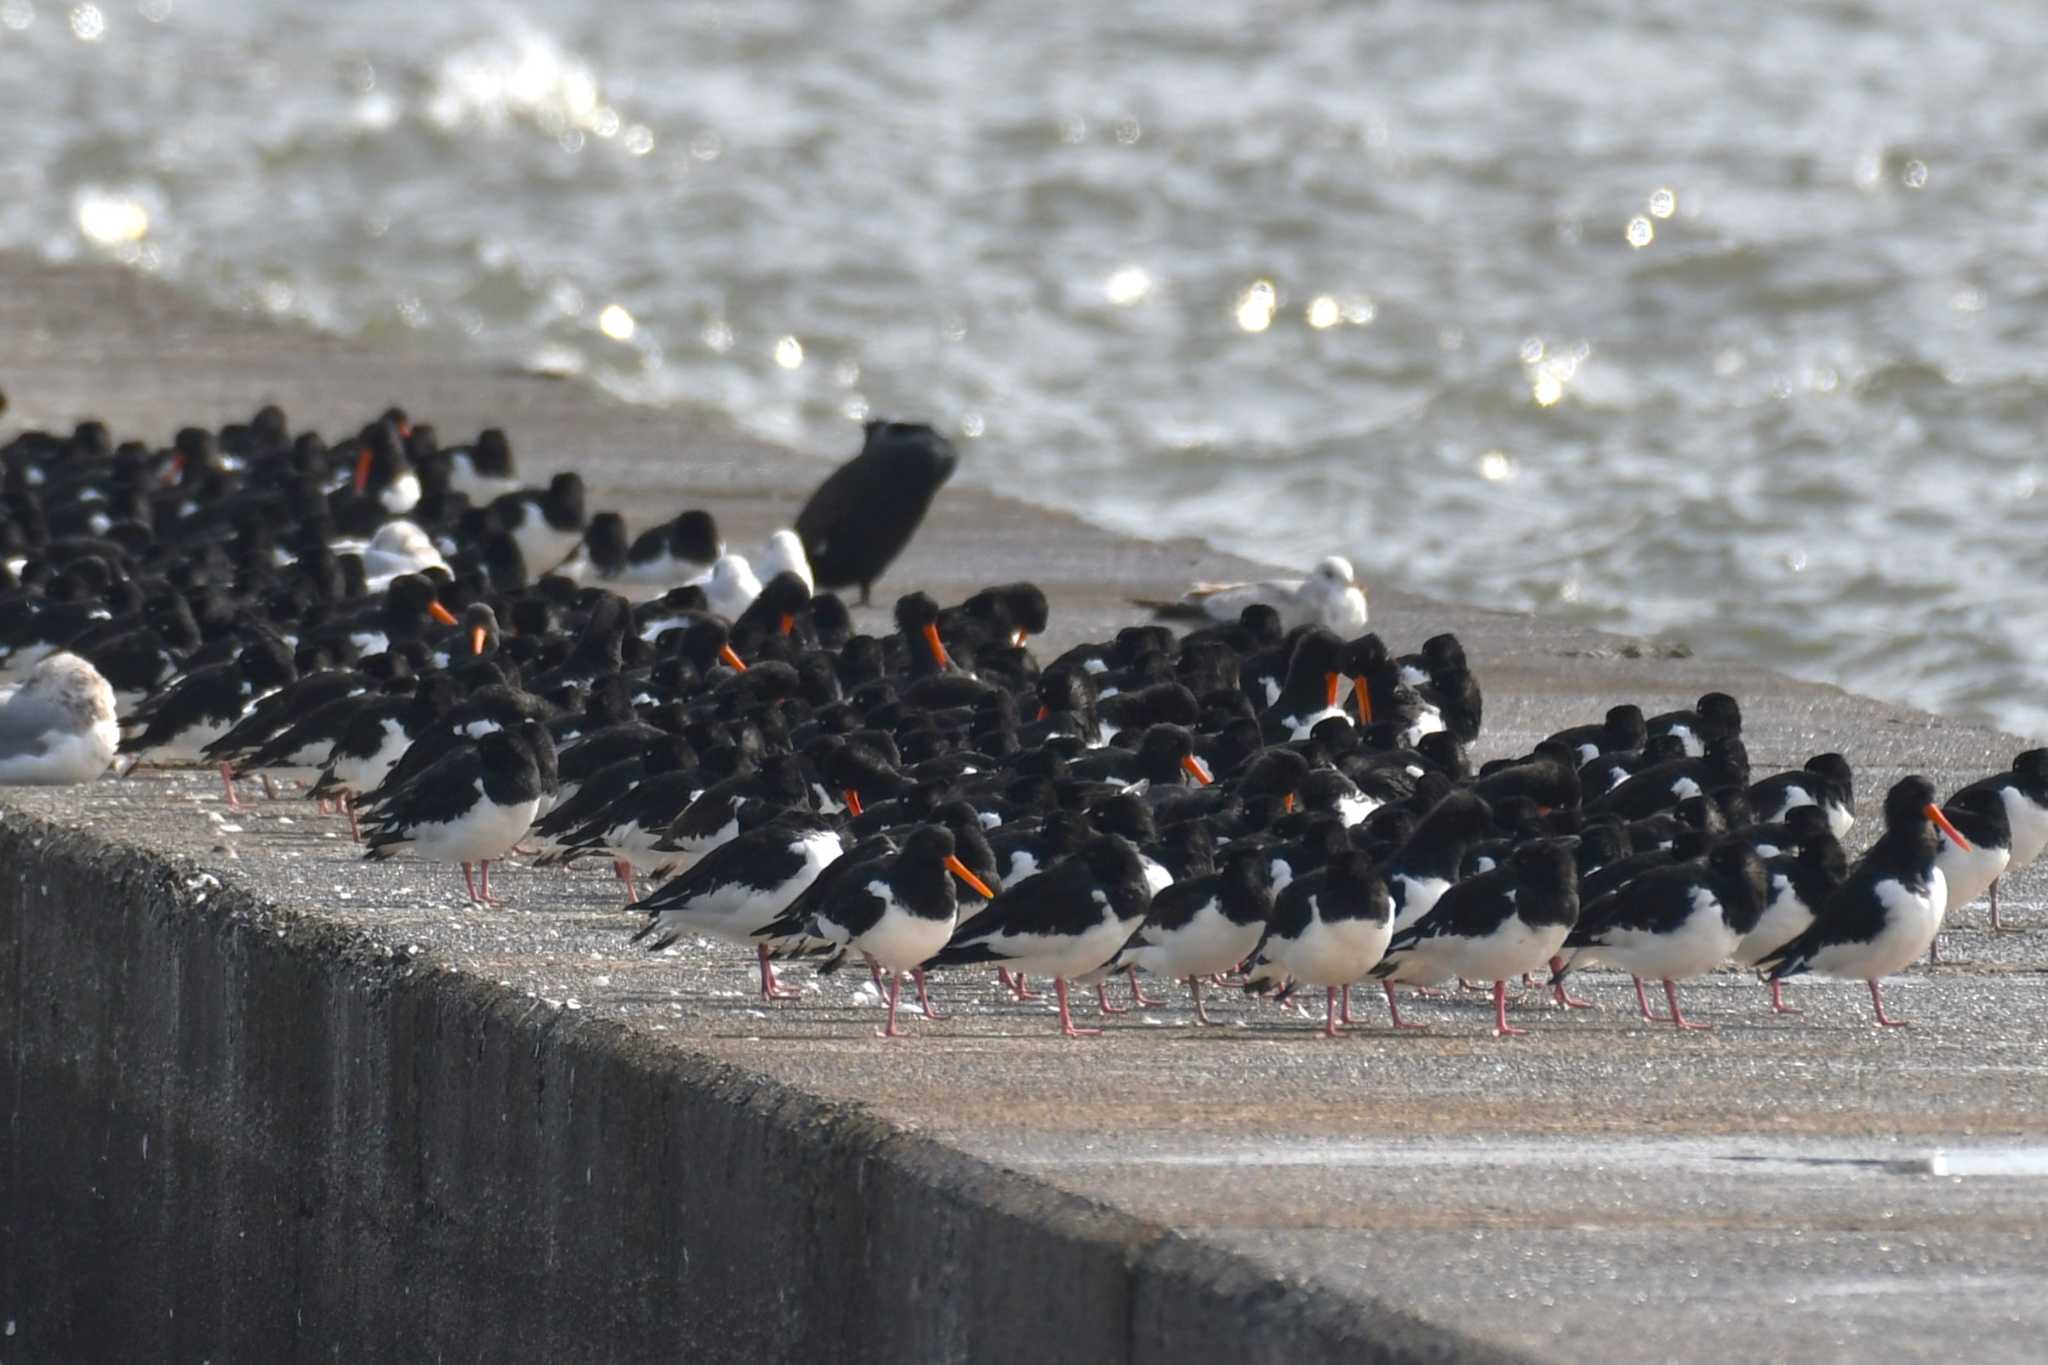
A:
[[0, 652, 120, 785], [794, 421, 958, 606]]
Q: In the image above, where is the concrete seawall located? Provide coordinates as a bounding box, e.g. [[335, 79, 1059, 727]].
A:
[[2, 799, 1502, 1364], [6, 250, 2048, 1364]]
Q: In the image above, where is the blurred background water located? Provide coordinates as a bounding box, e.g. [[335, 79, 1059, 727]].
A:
[[3, 0, 2046, 734]]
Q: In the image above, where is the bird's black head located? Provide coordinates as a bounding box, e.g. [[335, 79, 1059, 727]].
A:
[[1338, 632, 1389, 678], [670, 509, 721, 564], [582, 512, 628, 571], [1420, 632, 1466, 672], [1605, 704, 1647, 747], [1697, 692, 1743, 737]]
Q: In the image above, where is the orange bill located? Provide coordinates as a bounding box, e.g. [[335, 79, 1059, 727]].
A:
[[1324, 672, 1341, 708], [1283, 792, 1296, 813], [923, 621, 952, 669], [353, 444, 374, 494], [1035, 704, 1050, 722], [779, 613, 796, 636], [945, 854, 995, 900], [469, 624, 487, 655], [427, 600, 458, 626], [843, 789, 864, 817], [1180, 754, 1213, 786], [1353, 676, 1373, 726], [1925, 803, 1971, 851], [1012, 629, 1029, 648], [718, 643, 749, 672]]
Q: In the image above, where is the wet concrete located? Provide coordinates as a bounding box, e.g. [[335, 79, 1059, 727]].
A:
[[5, 251, 2048, 1363]]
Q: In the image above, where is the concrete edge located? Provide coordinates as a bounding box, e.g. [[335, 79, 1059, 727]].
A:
[[1, 803, 1529, 1364]]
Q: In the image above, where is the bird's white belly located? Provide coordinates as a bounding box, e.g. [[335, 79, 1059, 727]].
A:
[[1279, 908, 1392, 987], [1735, 877, 1816, 965], [1594, 889, 1741, 979], [408, 792, 540, 865], [1808, 874, 1946, 981], [1128, 902, 1263, 979], [1937, 838, 2009, 914], [0, 719, 118, 786]]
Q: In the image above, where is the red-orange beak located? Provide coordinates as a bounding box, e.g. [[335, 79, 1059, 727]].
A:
[[923, 621, 951, 670], [718, 643, 748, 672], [1012, 629, 1029, 647], [165, 452, 185, 485], [1180, 754, 1213, 787], [428, 600, 458, 626], [1325, 672, 1341, 709], [397, 420, 413, 438], [353, 445, 374, 495], [779, 613, 795, 637], [1353, 676, 1373, 727], [843, 789, 864, 817], [1035, 704, 1050, 722], [1926, 803, 1971, 851], [945, 854, 995, 901], [469, 624, 487, 656], [1283, 792, 1296, 813]]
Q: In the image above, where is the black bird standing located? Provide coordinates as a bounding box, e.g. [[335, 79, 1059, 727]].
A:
[[793, 421, 958, 605]]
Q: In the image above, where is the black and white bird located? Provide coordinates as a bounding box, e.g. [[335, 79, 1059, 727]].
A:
[[802, 824, 995, 1038], [1242, 849, 1392, 1038], [1260, 628, 1347, 742], [614, 509, 723, 585], [1646, 691, 1743, 758], [1555, 838, 1767, 1030], [1948, 750, 2048, 930], [1372, 837, 1580, 1036], [361, 720, 553, 905], [1114, 843, 1276, 1025], [1733, 833, 1848, 1014], [1546, 704, 1647, 767], [630, 813, 846, 1001], [1930, 785, 2012, 946], [489, 473, 587, 577], [118, 635, 297, 806], [307, 675, 463, 839], [925, 834, 1153, 1038], [1758, 776, 1970, 1027], [1747, 752, 1855, 839]]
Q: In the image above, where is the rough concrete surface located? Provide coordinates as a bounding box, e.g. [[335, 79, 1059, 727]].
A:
[[4, 252, 2047, 1363]]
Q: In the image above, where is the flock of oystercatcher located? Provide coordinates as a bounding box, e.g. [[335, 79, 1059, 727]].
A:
[[2, 404, 2043, 1040]]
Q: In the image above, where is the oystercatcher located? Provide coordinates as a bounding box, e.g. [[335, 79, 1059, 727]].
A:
[[360, 720, 553, 905], [1758, 776, 1969, 1027], [1242, 849, 1392, 1038], [1733, 833, 1847, 1013], [925, 834, 1153, 1037], [1948, 750, 2048, 930], [1645, 692, 1742, 758], [1372, 837, 1581, 1036], [802, 824, 994, 1037], [1115, 843, 1276, 1024], [1555, 838, 1767, 1029], [1747, 753, 1855, 839], [631, 813, 846, 1000]]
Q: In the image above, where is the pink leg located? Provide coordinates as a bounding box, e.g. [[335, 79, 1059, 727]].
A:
[[220, 763, 246, 811], [876, 972, 906, 1039], [1989, 879, 2006, 932], [1323, 986, 1344, 1038], [1054, 977, 1101, 1037], [1189, 975, 1217, 1026], [1869, 978, 1911, 1027], [615, 859, 638, 904], [1384, 981, 1428, 1030], [869, 959, 885, 990], [461, 862, 483, 904], [1634, 977, 1669, 1022], [1095, 981, 1130, 1016], [1000, 968, 1039, 1001], [345, 795, 361, 843], [1769, 978, 1803, 1015], [757, 944, 802, 1000], [1127, 966, 1164, 1008], [259, 772, 279, 801], [1663, 978, 1712, 1031], [1492, 979, 1529, 1037], [1339, 983, 1355, 1025], [913, 968, 942, 1020], [477, 860, 503, 906], [1549, 956, 1593, 1008]]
